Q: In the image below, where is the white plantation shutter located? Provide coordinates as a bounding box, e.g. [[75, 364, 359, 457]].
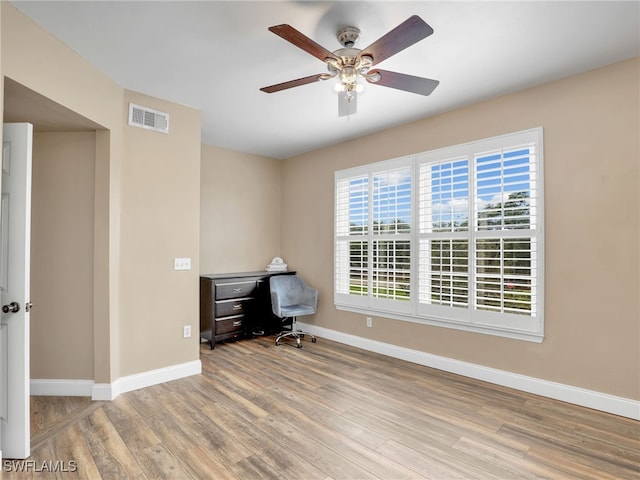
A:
[[475, 237, 537, 315], [335, 174, 370, 306], [419, 238, 469, 308], [372, 167, 412, 235], [418, 155, 470, 234], [371, 166, 412, 304], [335, 159, 413, 313], [335, 128, 543, 341], [475, 145, 538, 231], [417, 150, 470, 321], [471, 135, 541, 333], [372, 239, 411, 300]]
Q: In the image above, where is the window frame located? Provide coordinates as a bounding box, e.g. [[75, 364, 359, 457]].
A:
[[334, 128, 544, 342]]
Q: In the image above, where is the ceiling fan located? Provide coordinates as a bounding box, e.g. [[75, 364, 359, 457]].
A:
[[260, 15, 439, 116]]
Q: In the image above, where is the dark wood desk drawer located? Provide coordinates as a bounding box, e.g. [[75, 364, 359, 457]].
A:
[[216, 281, 256, 300], [215, 315, 244, 335], [215, 298, 251, 318]]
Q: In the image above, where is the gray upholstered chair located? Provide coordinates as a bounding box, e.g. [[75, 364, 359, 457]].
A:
[[270, 275, 318, 348]]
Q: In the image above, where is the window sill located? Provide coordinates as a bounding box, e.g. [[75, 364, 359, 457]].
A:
[[335, 303, 544, 343]]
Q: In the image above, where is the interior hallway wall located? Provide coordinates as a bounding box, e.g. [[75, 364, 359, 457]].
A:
[[118, 90, 201, 377], [31, 131, 95, 379]]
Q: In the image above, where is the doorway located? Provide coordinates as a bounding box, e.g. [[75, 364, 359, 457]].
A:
[[2, 78, 106, 451]]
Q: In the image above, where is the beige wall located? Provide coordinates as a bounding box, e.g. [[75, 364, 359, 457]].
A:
[[0, 2, 119, 383], [31, 132, 95, 379], [119, 90, 201, 376], [200, 145, 282, 274], [2, 3, 122, 383], [2, 4, 201, 382], [281, 58, 640, 401]]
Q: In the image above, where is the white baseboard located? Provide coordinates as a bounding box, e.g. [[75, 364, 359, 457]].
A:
[[31, 379, 94, 397], [30, 360, 202, 401], [297, 322, 640, 420], [92, 360, 202, 401]]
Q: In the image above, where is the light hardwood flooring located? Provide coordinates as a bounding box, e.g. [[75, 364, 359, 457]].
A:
[[6, 336, 640, 479]]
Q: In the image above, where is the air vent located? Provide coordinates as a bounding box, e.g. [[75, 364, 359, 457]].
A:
[[128, 103, 169, 134]]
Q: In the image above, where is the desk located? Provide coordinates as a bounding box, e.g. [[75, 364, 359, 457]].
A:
[[199, 271, 294, 349]]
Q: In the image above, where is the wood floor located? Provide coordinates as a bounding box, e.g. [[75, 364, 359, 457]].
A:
[[8, 336, 640, 479]]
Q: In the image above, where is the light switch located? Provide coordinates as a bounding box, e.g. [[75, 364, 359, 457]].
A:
[[174, 257, 191, 270]]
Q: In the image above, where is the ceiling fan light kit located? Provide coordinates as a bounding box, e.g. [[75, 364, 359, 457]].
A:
[[260, 15, 439, 117]]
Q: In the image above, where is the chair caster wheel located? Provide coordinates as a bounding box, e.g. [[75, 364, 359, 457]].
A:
[[296, 340, 302, 348], [311, 337, 317, 343], [275, 341, 280, 346]]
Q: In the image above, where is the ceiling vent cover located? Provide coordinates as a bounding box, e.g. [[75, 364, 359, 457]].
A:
[[128, 103, 169, 134]]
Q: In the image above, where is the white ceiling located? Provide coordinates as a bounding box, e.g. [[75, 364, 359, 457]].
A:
[[9, 1, 640, 159]]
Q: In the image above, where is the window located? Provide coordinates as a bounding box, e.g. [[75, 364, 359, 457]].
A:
[[335, 128, 544, 341]]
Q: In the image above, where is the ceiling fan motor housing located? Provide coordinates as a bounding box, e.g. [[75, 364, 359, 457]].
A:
[[336, 26, 360, 47]]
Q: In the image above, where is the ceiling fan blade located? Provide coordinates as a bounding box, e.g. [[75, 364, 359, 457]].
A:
[[269, 24, 340, 63], [338, 91, 357, 117], [260, 74, 327, 93], [367, 69, 439, 96], [359, 15, 433, 66]]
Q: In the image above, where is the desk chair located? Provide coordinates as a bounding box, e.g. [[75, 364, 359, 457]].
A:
[[270, 275, 318, 348]]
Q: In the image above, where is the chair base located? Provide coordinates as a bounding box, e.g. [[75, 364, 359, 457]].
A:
[[275, 317, 316, 348]]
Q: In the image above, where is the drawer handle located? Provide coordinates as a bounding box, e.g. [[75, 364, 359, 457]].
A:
[[232, 304, 242, 310], [233, 321, 242, 327], [232, 288, 243, 293]]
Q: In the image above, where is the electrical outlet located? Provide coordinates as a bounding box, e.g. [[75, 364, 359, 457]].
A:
[[366, 317, 372, 328], [183, 325, 191, 338]]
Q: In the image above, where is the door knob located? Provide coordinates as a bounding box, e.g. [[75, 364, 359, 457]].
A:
[[2, 302, 20, 314]]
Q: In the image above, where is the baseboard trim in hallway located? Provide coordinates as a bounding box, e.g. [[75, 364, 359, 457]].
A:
[[30, 359, 202, 401]]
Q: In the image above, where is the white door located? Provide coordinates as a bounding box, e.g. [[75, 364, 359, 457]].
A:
[[0, 123, 32, 460]]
